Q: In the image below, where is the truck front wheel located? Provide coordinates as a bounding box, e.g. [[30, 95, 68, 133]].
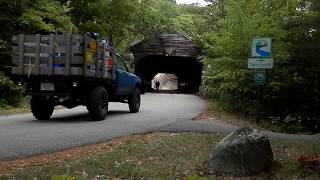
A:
[[31, 96, 54, 120], [86, 86, 108, 121], [128, 88, 141, 113]]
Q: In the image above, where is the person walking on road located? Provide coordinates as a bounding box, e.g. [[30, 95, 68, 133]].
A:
[[155, 81, 160, 91]]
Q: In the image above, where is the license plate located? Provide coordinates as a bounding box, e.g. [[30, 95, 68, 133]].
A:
[[41, 83, 54, 91]]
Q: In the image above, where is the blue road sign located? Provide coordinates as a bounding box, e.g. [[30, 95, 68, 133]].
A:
[[251, 38, 272, 58]]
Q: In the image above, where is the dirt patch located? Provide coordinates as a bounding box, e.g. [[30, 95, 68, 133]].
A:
[[0, 138, 123, 175]]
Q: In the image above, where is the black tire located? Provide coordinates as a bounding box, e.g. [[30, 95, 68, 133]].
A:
[[31, 96, 54, 120], [128, 88, 141, 113], [86, 86, 108, 121]]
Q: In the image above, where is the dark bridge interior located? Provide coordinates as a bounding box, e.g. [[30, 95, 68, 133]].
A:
[[130, 31, 202, 93], [135, 56, 202, 92]]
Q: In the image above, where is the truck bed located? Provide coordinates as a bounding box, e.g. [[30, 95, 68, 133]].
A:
[[11, 34, 115, 80]]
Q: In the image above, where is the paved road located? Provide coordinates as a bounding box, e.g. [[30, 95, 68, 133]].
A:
[[1, 93, 319, 161], [0, 93, 205, 161], [160, 120, 320, 141]]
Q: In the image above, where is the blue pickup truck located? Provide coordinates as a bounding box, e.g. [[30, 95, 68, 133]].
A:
[[11, 33, 141, 121]]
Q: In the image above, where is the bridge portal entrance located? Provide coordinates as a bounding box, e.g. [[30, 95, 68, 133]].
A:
[[152, 73, 178, 91], [130, 31, 202, 93]]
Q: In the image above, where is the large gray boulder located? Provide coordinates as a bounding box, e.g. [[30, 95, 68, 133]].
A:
[[207, 127, 273, 176]]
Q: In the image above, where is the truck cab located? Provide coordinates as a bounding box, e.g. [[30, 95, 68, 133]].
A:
[[114, 54, 140, 96]]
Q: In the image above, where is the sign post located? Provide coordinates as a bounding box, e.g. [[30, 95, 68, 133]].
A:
[[248, 37, 272, 85], [248, 37, 273, 121]]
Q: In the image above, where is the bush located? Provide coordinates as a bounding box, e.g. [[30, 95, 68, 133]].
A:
[[0, 71, 22, 107]]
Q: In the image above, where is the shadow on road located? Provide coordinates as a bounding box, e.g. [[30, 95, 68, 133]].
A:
[[27, 110, 131, 123]]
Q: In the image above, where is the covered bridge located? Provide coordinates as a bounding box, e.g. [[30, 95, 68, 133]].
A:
[[129, 31, 202, 93]]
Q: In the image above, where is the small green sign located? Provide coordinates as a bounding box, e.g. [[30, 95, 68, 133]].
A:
[[254, 69, 266, 86]]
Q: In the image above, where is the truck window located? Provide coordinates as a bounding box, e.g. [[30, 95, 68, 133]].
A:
[[116, 55, 128, 72]]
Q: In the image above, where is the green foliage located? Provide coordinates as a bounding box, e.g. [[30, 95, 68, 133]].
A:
[[202, 0, 320, 131], [203, 0, 289, 112], [51, 175, 75, 180], [0, 72, 22, 107], [0, 0, 27, 71], [0, 0, 76, 72], [186, 173, 208, 180], [19, 0, 77, 33], [74, 0, 182, 52]]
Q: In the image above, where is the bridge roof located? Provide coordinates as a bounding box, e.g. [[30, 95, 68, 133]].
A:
[[129, 31, 201, 60]]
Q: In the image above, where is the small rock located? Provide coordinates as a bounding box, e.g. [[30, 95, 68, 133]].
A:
[[206, 127, 273, 176], [283, 114, 298, 124]]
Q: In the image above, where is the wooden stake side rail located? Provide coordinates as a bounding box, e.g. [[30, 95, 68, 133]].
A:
[[11, 34, 113, 80]]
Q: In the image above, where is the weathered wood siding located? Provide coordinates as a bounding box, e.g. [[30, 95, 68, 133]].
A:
[[130, 31, 200, 60], [11, 34, 115, 79]]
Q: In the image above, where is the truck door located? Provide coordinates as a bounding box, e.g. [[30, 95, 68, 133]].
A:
[[115, 55, 131, 95]]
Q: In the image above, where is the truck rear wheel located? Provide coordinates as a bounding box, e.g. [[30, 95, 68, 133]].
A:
[[128, 88, 141, 113], [31, 96, 54, 120], [87, 86, 108, 121]]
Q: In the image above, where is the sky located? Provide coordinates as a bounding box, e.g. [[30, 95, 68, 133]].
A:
[[176, 0, 208, 6]]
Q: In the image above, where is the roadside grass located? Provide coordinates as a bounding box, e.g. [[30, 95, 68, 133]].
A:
[[0, 97, 65, 117], [0, 132, 319, 179], [206, 100, 314, 134], [271, 139, 320, 179], [0, 98, 30, 116]]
